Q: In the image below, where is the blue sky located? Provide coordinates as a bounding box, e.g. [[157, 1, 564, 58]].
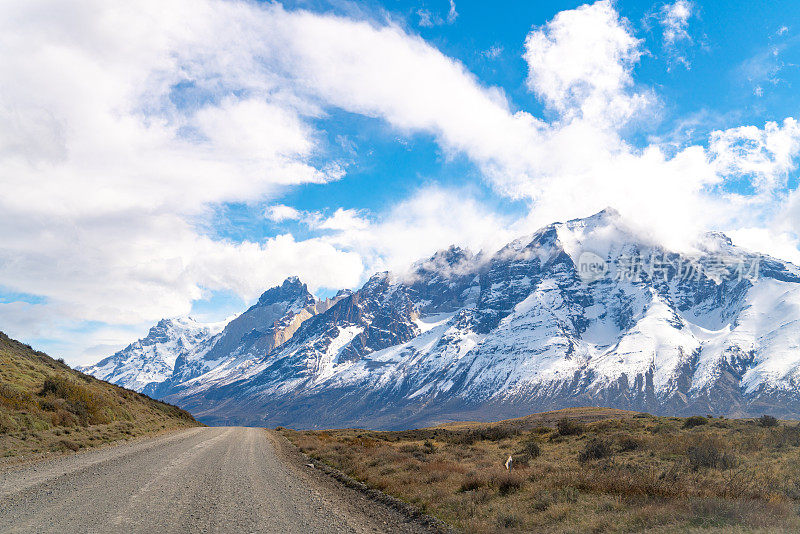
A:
[[1, 0, 800, 364]]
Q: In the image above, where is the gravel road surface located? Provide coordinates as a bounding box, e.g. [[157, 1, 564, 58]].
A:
[[0, 427, 431, 534]]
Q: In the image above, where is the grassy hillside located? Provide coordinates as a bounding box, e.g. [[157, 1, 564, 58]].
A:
[[283, 407, 800, 533], [0, 332, 199, 461]]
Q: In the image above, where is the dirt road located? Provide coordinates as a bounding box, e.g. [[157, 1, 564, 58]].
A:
[[0, 427, 431, 533]]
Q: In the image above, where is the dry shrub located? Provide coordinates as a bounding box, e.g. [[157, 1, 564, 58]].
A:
[[423, 459, 464, 475], [531, 491, 553, 512], [50, 409, 77, 427], [441, 426, 519, 445], [399, 443, 419, 454], [57, 439, 80, 451], [283, 413, 800, 534], [0, 383, 33, 410], [758, 415, 779, 428], [617, 435, 643, 452], [0, 412, 18, 433], [490, 469, 524, 495], [459, 471, 488, 492], [350, 436, 380, 448], [593, 418, 625, 432], [686, 498, 768, 527], [557, 486, 579, 503], [556, 418, 584, 436], [496, 513, 521, 529], [517, 437, 541, 459], [687, 437, 737, 470], [579, 438, 612, 463], [315, 431, 334, 442], [684, 416, 708, 429], [768, 425, 800, 449], [38, 376, 111, 426], [512, 454, 531, 468], [473, 426, 518, 442], [572, 462, 687, 499]]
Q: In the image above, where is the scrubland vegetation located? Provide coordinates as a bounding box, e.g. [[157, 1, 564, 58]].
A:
[[0, 332, 198, 461], [282, 407, 800, 533]]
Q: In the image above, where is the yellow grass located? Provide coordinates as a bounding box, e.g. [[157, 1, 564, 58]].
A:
[[0, 332, 199, 461], [282, 408, 800, 533]]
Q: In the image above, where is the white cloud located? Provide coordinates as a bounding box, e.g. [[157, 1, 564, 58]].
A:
[[524, 0, 651, 127], [317, 208, 370, 231], [321, 187, 514, 274], [417, 9, 434, 28], [483, 45, 503, 59], [0, 0, 365, 358], [729, 227, 800, 266], [709, 118, 800, 195], [2, 0, 799, 363], [447, 0, 458, 24], [266, 205, 303, 222], [737, 42, 788, 94], [416, 1, 457, 28], [657, 1, 694, 69], [660, 1, 692, 45]]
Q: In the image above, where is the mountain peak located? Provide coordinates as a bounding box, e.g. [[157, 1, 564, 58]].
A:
[[564, 207, 622, 228], [151, 317, 188, 334], [408, 245, 478, 282], [595, 206, 621, 218], [428, 245, 474, 266], [256, 276, 314, 306], [155, 316, 198, 327], [363, 271, 393, 287], [701, 231, 733, 247]]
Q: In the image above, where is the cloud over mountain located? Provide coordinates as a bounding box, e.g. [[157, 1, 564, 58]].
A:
[[0, 0, 798, 362]]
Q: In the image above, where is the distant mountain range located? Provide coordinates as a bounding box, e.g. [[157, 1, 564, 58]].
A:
[[79, 209, 800, 429]]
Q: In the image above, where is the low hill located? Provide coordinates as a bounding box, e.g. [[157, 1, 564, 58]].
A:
[[283, 407, 800, 533], [0, 332, 199, 461]]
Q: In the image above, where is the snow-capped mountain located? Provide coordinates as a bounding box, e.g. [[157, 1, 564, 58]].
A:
[[141, 277, 345, 398], [82, 209, 800, 429], [77, 317, 225, 392]]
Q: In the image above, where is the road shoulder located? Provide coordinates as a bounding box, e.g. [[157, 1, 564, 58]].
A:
[[265, 429, 453, 534]]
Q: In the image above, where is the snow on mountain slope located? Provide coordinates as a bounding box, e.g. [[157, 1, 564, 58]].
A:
[[85, 209, 800, 428], [82, 277, 344, 395], [142, 277, 348, 397], [77, 317, 225, 392], [719, 279, 800, 394]]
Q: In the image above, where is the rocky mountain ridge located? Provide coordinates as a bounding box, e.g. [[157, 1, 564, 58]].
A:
[[80, 209, 800, 428]]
